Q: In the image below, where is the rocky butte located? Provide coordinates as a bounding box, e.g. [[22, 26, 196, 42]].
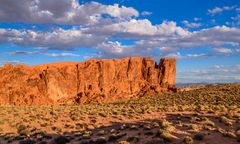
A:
[[0, 57, 176, 105]]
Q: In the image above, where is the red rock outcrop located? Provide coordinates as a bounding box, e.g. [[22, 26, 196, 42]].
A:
[[0, 57, 176, 105]]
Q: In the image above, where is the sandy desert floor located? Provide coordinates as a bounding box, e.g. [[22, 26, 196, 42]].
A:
[[0, 84, 239, 144]]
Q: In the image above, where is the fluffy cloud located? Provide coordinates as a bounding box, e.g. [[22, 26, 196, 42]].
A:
[[0, 0, 139, 25], [47, 53, 80, 57], [208, 6, 237, 16], [0, 60, 22, 65], [103, 26, 240, 59], [193, 17, 202, 21], [84, 19, 159, 37], [160, 52, 233, 59], [97, 23, 240, 58], [0, 28, 106, 49], [8, 51, 80, 57], [157, 21, 190, 36], [213, 47, 232, 53], [0, 24, 239, 58], [84, 20, 190, 39], [141, 11, 152, 16], [135, 26, 240, 53], [177, 65, 240, 83], [8, 51, 40, 55], [95, 40, 162, 59], [231, 14, 240, 26], [0, 20, 190, 51], [0, 0, 239, 60], [182, 20, 202, 28]]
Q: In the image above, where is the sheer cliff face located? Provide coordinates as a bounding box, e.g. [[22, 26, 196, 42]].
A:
[[158, 58, 176, 89], [0, 57, 176, 105]]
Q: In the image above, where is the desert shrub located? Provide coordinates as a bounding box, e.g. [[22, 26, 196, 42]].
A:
[[194, 133, 205, 141], [94, 137, 107, 144], [190, 124, 201, 132], [118, 141, 129, 144], [151, 122, 160, 128], [201, 117, 215, 127], [156, 130, 177, 142], [129, 125, 138, 130], [82, 131, 92, 138], [51, 126, 62, 132], [219, 116, 233, 126], [159, 119, 171, 127], [17, 124, 30, 136], [182, 136, 194, 144], [70, 115, 78, 121], [19, 139, 36, 144], [144, 131, 154, 136], [97, 130, 105, 136], [236, 129, 240, 136], [143, 125, 151, 130], [53, 136, 70, 144], [108, 133, 126, 142], [126, 136, 139, 142], [224, 131, 237, 138]]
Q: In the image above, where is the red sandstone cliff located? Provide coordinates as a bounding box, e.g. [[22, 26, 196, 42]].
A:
[[0, 57, 176, 105]]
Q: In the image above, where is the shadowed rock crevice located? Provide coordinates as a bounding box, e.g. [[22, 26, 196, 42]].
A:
[[39, 67, 49, 94], [0, 57, 176, 105], [158, 58, 176, 89], [75, 64, 82, 103]]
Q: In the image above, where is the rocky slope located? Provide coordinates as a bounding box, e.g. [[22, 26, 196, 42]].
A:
[[0, 57, 176, 105]]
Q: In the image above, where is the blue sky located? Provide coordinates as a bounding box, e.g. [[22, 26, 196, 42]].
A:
[[0, 0, 239, 83]]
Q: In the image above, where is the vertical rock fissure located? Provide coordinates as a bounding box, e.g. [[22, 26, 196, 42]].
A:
[[39, 66, 49, 94], [158, 58, 176, 89], [141, 58, 147, 80], [97, 61, 103, 92], [127, 58, 131, 77], [155, 61, 158, 69], [127, 58, 133, 94], [75, 64, 82, 103], [158, 60, 162, 84], [76, 64, 80, 95], [147, 67, 151, 81]]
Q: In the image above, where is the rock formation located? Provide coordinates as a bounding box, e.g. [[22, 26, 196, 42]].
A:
[[0, 57, 176, 105]]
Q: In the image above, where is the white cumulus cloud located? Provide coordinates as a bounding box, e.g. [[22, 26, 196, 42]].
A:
[[0, 0, 139, 25], [213, 47, 232, 53], [182, 20, 202, 28], [208, 6, 237, 16], [141, 11, 152, 16]]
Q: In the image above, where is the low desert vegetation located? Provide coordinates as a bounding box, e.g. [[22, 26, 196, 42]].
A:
[[0, 84, 239, 143]]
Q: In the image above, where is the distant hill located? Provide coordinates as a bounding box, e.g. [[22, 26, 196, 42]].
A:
[[176, 82, 209, 87]]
